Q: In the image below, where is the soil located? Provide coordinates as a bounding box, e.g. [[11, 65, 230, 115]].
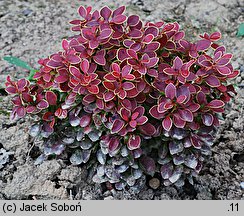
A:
[[0, 0, 243, 200]]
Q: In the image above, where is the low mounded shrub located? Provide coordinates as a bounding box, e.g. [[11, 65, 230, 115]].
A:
[[5, 5, 239, 190]]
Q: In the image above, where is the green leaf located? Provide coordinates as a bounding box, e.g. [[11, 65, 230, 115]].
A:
[[3, 56, 33, 70], [27, 69, 38, 81], [237, 23, 244, 37], [3, 56, 38, 81]]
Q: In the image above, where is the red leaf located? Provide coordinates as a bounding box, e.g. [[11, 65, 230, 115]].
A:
[[127, 15, 140, 26], [122, 82, 135, 90], [43, 74, 51, 82], [202, 113, 214, 126], [165, 83, 176, 100], [45, 91, 57, 105], [216, 66, 231, 75], [112, 6, 125, 17], [139, 123, 156, 136], [196, 91, 207, 104], [16, 106, 26, 118], [210, 32, 221, 41], [111, 14, 127, 24], [163, 68, 176, 75], [62, 39, 69, 50], [83, 94, 96, 103], [127, 29, 143, 38], [103, 81, 115, 90], [89, 40, 99, 49], [139, 156, 156, 176], [173, 56, 183, 70], [12, 96, 22, 106], [26, 105, 36, 113], [217, 54, 232, 66], [129, 120, 137, 128], [99, 28, 112, 40], [118, 89, 126, 99], [176, 95, 187, 104], [127, 49, 138, 60], [80, 115, 91, 127], [80, 59, 89, 73], [133, 106, 144, 117], [37, 99, 49, 109], [100, 6, 112, 20], [78, 5, 87, 18], [108, 137, 120, 153], [93, 50, 106, 65], [136, 116, 148, 125], [120, 108, 130, 121], [173, 113, 186, 128], [104, 74, 117, 81], [87, 85, 99, 94], [196, 39, 211, 51], [187, 103, 200, 112], [178, 109, 193, 122], [162, 116, 172, 131], [205, 75, 221, 87], [128, 135, 141, 150], [17, 79, 28, 91], [103, 91, 115, 102], [5, 86, 17, 94], [227, 70, 239, 79], [142, 34, 154, 44], [207, 100, 225, 108], [150, 105, 164, 118], [190, 136, 201, 149], [55, 75, 68, 83], [111, 119, 124, 133], [146, 57, 159, 67], [67, 55, 81, 64], [111, 63, 120, 73], [69, 66, 82, 79]]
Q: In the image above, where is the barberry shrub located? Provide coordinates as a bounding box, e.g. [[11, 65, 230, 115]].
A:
[[5, 5, 239, 190]]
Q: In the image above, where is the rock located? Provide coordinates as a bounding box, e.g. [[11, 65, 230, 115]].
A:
[[104, 196, 114, 200], [236, 76, 241, 83], [149, 178, 160, 190], [22, 9, 33, 16], [240, 182, 244, 189]]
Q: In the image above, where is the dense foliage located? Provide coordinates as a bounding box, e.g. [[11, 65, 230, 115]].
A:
[[5, 5, 239, 190]]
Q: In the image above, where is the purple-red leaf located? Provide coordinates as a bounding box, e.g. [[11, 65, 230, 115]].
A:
[[108, 137, 120, 153], [139, 156, 156, 176], [6, 86, 17, 94], [45, 91, 57, 105], [162, 116, 173, 131], [93, 50, 106, 65], [111, 14, 127, 24], [139, 123, 156, 136], [205, 75, 221, 87], [127, 15, 140, 26], [70, 66, 82, 79], [207, 100, 225, 108], [127, 135, 141, 150], [165, 83, 176, 100], [37, 99, 49, 109], [196, 39, 211, 51], [100, 6, 112, 20], [202, 113, 214, 126], [111, 119, 124, 134], [178, 109, 193, 122], [80, 115, 91, 127], [80, 59, 89, 73]]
